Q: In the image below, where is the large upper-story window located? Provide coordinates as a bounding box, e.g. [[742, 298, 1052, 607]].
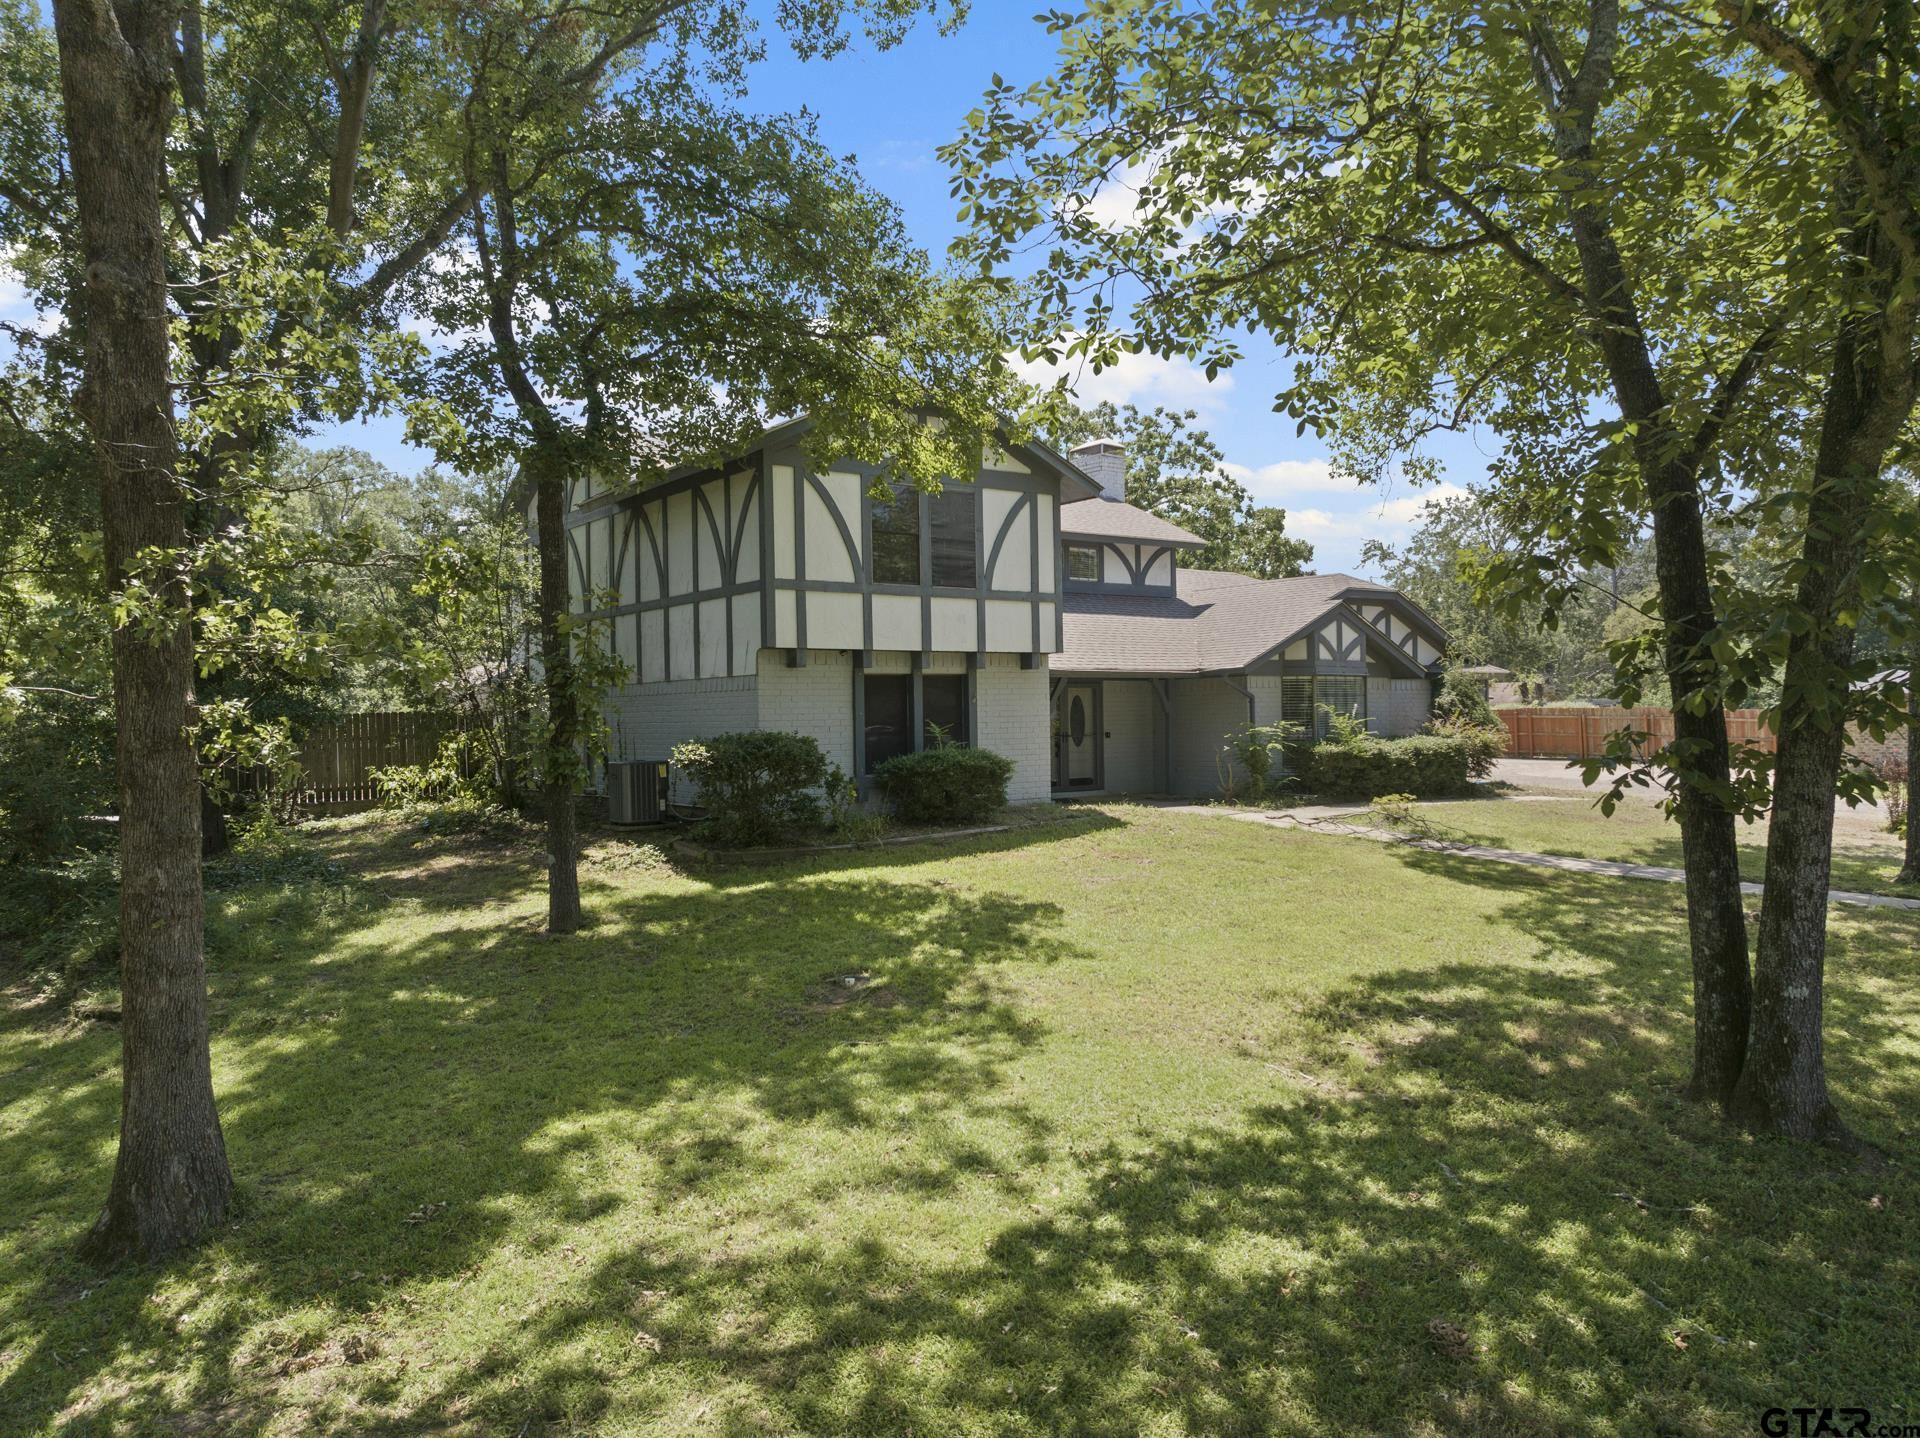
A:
[[871, 485, 919, 584], [928, 490, 977, 587], [870, 483, 977, 587]]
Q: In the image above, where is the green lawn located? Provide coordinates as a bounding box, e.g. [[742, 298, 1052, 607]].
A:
[[2, 805, 1916, 1436], [1395, 794, 1919, 898]]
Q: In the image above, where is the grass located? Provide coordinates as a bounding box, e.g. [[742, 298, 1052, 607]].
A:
[[1393, 792, 1919, 898], [1, 804, 1916, 1435]]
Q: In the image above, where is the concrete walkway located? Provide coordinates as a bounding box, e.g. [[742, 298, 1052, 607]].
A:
[[1158, 802, 1920, 912]]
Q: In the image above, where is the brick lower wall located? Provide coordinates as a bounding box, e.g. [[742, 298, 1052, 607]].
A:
[[977, 656, 1052, 803], [603, 674, 759, 803], [756, 649, 858, 779], [756, 648, 1051, 804], [1384, 678, 1434, 737]]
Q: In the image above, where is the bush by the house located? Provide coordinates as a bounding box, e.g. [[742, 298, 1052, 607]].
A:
[[873, 745, 1015, 822], [1218, 720, 1301, 803], [1431, 668, 1500, 729], [1425, 714, 1507, 779], [672, 730, 832, 846], [1304, 733, 1473, 798]]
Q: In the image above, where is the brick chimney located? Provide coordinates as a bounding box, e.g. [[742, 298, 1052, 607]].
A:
[[1069, 439, 1127, 501]]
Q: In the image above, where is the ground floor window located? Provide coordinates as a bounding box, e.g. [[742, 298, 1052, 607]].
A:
[[1279, 674, 1367, 738], [921, 673, 969, 747], [1316, 676, 1367, 732], [863, 674, 915, 769], [1280, 676, 1314, 732], [861, 668, 972, 772]]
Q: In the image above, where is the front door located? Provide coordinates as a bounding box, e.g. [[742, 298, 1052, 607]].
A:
[[1053, 683, 1099, 790]]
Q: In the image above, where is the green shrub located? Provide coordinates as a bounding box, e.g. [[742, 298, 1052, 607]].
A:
[[1304, 734, 1473, 797], [672, 730, 831, 846], [873, 746, 1015, 823], [1425, 715, 1507, 779], [1219, 721, 1301, 803], [1432, 670, 1499, 728]]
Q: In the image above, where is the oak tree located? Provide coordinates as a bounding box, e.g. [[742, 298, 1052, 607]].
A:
[[946, 0, 1920, 1136]]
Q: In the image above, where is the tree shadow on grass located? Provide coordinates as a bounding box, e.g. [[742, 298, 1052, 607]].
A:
[[4, 823, 1912, 1436], [301, 805, 1127, 914], [0, 844, 1084, 1434], [330, 855, 1916, 1436]]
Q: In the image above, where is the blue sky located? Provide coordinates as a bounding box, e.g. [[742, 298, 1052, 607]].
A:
[[743, 0, 1491, 575], [0, 0, 1501, 576]]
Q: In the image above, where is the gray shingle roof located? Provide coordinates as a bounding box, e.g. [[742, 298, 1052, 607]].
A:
[[1057, 569, 1434, 675], [1059, 498, 1206, 547]]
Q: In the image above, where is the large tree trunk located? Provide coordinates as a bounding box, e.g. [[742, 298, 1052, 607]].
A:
[[1902, 629, 1919, 886], [1521, 6, 1752, 1107], [1563, 231, 1751, 1105], [532, 445, 582, 934], [1640, 467, 1750, 1105], [54, 0, 234, 1262], [1731, 296, 1904, 1144]]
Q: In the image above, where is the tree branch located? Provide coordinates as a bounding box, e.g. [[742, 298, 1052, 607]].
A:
[[1717, 0, 1920, 267], [1412, 125, 1587, 308], [1682, 317, 1787, 477]]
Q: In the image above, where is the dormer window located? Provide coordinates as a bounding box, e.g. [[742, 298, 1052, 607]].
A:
[[1065, 544, 1101, 582]]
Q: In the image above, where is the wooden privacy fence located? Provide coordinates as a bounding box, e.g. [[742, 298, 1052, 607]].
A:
[[291, 711, 460, 810], [1494, 706, 1777, 761]]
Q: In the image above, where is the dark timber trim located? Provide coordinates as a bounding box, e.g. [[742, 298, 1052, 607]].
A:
[[757, 452, 776, 648], [793, 463, 808, 652]]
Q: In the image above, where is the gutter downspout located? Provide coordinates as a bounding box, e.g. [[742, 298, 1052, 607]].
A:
[[1220, 675, 1256, 728]]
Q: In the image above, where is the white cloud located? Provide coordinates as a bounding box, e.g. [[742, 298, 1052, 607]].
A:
[[1064, 156, 1154, 231], [1222, 457, 1346, 500], [1059, 151, 1271, 234], [1013, 344, 1233, 414], [1283, 482, 1471, 544]]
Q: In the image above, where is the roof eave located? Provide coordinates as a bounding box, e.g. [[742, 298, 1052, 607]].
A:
[[1059, 529, 1208, 550], [1335, 585, 1452, 647]]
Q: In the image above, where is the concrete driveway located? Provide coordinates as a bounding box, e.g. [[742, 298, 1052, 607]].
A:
[[1490, 757, 1603, 793], [1491, 756, 1894, 830]]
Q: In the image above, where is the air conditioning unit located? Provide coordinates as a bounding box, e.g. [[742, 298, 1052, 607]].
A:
[[606, 759, 669, 825]]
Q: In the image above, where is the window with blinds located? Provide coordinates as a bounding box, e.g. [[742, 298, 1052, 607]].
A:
[[1316, 676, 1367, 732], [1280, 677, 1315, 732]]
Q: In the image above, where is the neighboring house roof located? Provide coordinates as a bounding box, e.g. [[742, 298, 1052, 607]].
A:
[[1059, 497, 1207, 548], [1058, 568, 1442, 676]]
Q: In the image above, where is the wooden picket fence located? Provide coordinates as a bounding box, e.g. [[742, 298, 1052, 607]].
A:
[[290, 711, 460, 810], [1494, 706, 1777, 761]]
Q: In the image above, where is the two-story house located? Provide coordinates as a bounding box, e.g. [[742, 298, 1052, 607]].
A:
[[560, 419, 1448, 805]]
